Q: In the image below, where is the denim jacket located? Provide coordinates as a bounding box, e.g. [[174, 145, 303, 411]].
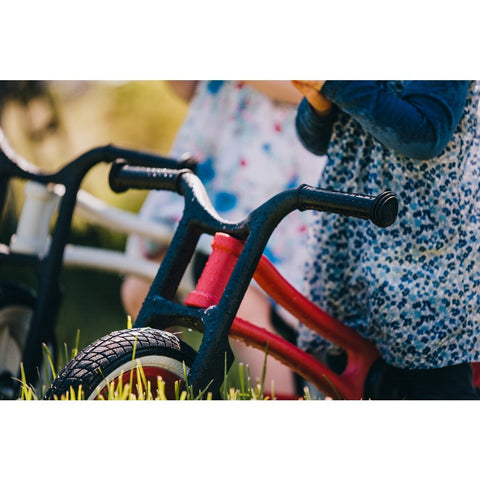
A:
[[296, 80, 469, 159]]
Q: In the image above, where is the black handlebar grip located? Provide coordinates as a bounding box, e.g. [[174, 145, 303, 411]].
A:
[[109, 159, 191, 194], [369, 190, 398, 227], [298, 186, 398, 228], [123, 152, 197, 173], [105, 145, 197, 173]]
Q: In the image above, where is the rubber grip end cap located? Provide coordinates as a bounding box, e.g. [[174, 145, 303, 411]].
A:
[[371, 191, 398, 228]]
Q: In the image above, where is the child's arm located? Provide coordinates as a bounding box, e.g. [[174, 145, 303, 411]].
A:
[[243, 81, 304, 104], [291, 81, 332, 114], [297, 81, 470, 160], [166, 81, 198, 102]]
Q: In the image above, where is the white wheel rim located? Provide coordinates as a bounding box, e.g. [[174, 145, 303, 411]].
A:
[[88, 354, 189, 400]]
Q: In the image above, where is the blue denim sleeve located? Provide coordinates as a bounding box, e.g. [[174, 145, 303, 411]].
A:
[[295, 98, 337, 156], [296, 81, 470, 160]]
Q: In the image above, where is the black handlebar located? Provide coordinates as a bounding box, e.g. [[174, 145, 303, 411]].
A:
[[298, 185, 398, 228], [109, 160, 191, 194], [107, 147, 197, 172], [109, 160, 398, 228]]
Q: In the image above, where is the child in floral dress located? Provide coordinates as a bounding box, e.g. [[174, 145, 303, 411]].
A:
[[293, 80, 480, 399], [122, 80, 325, 397]]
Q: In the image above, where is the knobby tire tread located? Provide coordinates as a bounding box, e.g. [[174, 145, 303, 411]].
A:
[[44, 327, 197, 399]]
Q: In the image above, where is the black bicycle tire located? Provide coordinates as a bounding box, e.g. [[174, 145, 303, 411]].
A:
[[44, 327, 198, 400]]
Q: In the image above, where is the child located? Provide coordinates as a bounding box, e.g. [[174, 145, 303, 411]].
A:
[[293, 80, 480, 399], [122, 80, 325, 398]]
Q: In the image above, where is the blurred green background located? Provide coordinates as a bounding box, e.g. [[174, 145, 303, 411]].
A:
[[0, 80, 188, 357]]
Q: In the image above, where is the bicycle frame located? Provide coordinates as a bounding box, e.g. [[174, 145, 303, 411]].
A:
[[111, 161, 398, 399], [65, 189, 193, 286], [186, 233, 380, 399], [86, 169, 480, 399], [8, 184, 169, 282], [5, 137, 477, 400], [0, 135, 195, 386]]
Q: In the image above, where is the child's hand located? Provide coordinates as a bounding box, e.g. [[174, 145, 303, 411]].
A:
[[291, 81, 333, 115]]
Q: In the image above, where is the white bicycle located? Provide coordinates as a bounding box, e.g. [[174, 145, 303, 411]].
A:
[[0, 130, 194, 399]]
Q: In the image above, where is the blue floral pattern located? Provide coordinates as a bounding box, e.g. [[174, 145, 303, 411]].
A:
[[297, 81, 480, 369]]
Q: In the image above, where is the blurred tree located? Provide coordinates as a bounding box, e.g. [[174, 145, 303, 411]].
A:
[[0, 81, 60, 140], [0, 80, 190, 354]]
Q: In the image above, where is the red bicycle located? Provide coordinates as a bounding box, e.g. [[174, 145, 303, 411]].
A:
[[44, 157, 403, 400]]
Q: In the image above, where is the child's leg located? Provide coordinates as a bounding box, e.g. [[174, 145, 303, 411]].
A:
[[121, 274, 151, 321]]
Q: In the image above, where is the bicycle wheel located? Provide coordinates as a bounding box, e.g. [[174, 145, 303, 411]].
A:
[[0, 282, 36, 399], [44, 327, 198, 400]]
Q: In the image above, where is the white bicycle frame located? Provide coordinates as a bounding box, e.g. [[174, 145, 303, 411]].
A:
[[8, 180, 191, 293]]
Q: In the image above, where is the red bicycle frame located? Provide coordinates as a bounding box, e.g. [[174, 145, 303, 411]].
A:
[[186, 233, 380, 399], [111, 162, 478, 399]]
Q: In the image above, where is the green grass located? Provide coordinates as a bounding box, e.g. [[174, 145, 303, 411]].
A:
[[17, 319, 310, 400], [18, 334, 304, 400]]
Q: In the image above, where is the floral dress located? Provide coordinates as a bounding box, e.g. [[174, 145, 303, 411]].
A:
[[128, 80, 325, 296], [296, 80, 480, 369]]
